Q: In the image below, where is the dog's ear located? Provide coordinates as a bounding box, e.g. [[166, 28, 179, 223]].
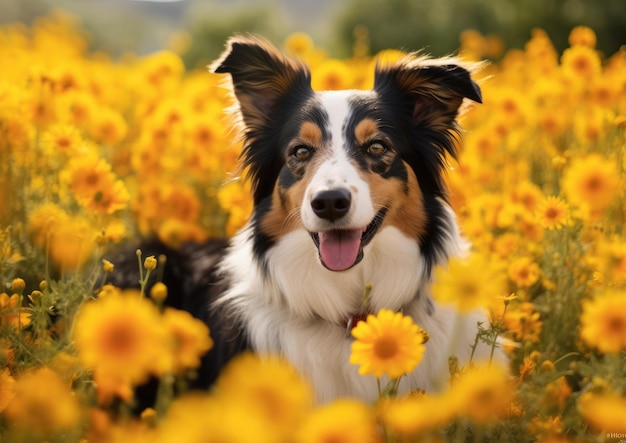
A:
[[210, 35, 312, 129], [374, 57, 482, 131]]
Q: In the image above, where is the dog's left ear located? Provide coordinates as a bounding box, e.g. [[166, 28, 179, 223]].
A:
[[374, 57, 482, 129], [210, 35, 312, 130]]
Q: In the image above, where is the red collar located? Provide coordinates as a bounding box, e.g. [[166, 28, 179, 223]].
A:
[[345, 313, 369, 335]]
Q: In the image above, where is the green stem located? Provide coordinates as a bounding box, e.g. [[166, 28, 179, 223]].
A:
[[488, 302, 509, 365]]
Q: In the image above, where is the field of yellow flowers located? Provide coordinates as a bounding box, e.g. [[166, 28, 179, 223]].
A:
[[1, 10, 625, 443]]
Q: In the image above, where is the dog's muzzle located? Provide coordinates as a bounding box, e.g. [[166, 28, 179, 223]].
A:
[[309, 206, 388, 272]]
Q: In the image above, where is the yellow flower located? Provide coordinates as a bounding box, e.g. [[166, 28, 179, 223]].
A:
[[143, 255, 157, 270], [158, 393, 275, 443], [27, 202, 70, 249], [561, 154, 620, 218], [453, 363, 512, 424], [89, 107, 128, 145], [535, 195, 569, 230], [595, 239, 626, 284], [4, 367, 81, 437], [159, 183, 201, 223], [10, 278, 25, 293], [504, 302, 543, 343], [48, 217, 98, 270], [511, 181, 544, 213], [508, 256, 541, 288], [102, 259, 115, 273], [162, 307, 213, 375], [378, 393, 458, 438], [0, 368, 15, 413], [215, 352, 313, 439], [217, 179, 253, 236], [296, 399, 379, 443], [580, 289, 626, 354], [156, 218, 208, 249], [284, 32, 315, 58], [568, 26, 597, 48], [350, 309, 427, 379], [541, 376, 572, 411], [73, 293, 172, 387], [561, 45, 602, 79], [578, 391, 626, 433], [40, 123, 83, 156], [311, 59, 354, 91], [150, 281, 168, 302], [0, 292, 31, 329], [431, 253, 507, 312], [62, 154, 130, 214]]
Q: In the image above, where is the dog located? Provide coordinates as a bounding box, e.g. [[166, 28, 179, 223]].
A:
[[110, 35, 502, 406]]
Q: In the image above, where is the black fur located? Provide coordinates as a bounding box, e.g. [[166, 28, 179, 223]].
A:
[[106, 239, 249, 411]]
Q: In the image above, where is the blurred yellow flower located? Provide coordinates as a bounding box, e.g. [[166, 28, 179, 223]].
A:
[[595, 238, 626, 285], [27, 202, 70, 249], [378, 393, 459, 438], [0, 368, 15, 413], [508, 256, 541, 288], [217, 179, 253, 236], [296, 399, 379, 443], [431, 253, 507, 312], [284, 32, 315, 58], [162, 307, 213, 375], [504, 301, 542, 343], [511, 181, 544, 213], [89, 107, 128, 145], [4, 367, 81, 437], [40, 123, 83, 156], [453, 363, 512, 424], [157, 218, 208, 249], [73, 293, 172, 388], [561, 153, 620, 219], [311, 59, 354, 91], [580, 289, 626, 354], [568, 26, 597, 49], [48, 217, 98, 270], [578, 391, 626, 433], [350, 309, 427, 380], [215, 352, 313, 439], [158, 393, 275, 443], [0, 292, 32, 329], [561, 45, 602, 79]]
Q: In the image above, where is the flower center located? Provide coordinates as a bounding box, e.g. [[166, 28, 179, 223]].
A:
[[607, 316, 625, 334], [102, 322, 136, 356], [373, 336, 399, 360]]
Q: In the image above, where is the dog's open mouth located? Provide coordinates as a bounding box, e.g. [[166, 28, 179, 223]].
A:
[[310, 208, 387, 271]]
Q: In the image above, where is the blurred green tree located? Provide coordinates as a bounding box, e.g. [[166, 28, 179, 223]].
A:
[[182, 4, 285, 69], [331, 0, 626, 57]]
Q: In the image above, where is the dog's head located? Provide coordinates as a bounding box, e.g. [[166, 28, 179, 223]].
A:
[[211, 35, 481, 273]]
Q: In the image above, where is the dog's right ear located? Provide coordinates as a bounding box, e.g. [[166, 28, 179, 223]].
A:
[[210, 35, 312, 130]]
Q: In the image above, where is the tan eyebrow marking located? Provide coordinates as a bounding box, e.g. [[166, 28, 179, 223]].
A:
[[354, 118, 380, 144], [299, 121, 324, 146]]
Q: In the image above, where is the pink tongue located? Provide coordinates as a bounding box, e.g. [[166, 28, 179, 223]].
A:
[[318, 229, 363, 271]]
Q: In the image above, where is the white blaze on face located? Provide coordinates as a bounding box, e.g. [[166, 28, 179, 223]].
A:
[[300, 91, 377, 271]]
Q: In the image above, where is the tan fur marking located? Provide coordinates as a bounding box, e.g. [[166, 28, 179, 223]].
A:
[[259, 166, 316, 241], [364, 162, 427, 241], [354, 118, 380, 145], [299, 121, 324, 147]]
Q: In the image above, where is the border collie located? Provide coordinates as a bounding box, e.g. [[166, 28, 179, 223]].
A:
[[112, 35, 502, 405]]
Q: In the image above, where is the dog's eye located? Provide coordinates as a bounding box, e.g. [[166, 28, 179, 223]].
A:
[[292, 145, 312, 161], [366, 142, 386, 157]]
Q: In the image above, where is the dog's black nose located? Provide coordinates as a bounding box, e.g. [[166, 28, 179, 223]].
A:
[[311, 189, 351, 222]]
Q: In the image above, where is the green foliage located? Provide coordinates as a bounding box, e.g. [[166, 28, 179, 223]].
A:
[[331, 0, 626, 57], [182, 4, 286, 69]]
